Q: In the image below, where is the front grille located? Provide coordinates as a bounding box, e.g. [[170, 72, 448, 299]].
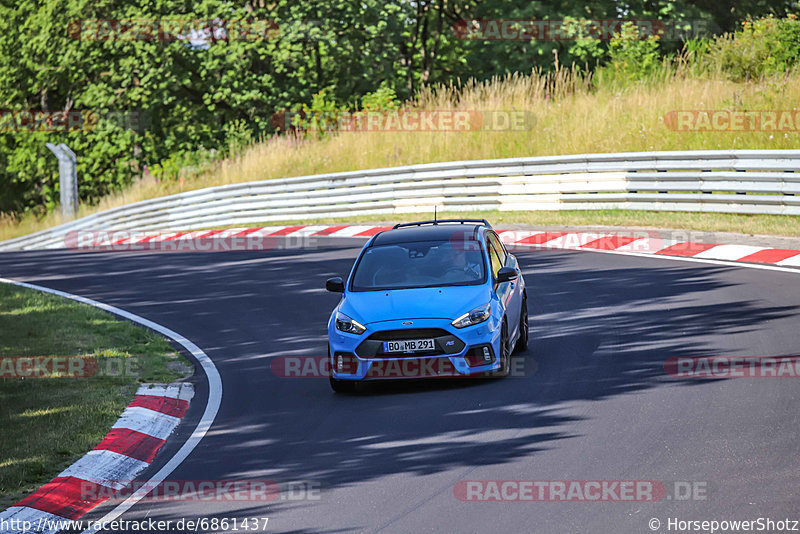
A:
[[366, 328, 451, 341], [356, 328, 465, 358]]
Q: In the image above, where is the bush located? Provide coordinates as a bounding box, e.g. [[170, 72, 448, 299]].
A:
[[149, 148, 219, 184], [603, 22, 662, 83], [563, 17, 607, 67], [707, 15, 800, 80], [288, 87, 401, 140], [288, 91, 347, 140], [361, 86, 400, 111], [223, 120, 255, 158]]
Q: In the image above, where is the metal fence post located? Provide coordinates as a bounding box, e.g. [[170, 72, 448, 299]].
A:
[[46, 142, 79, 220]]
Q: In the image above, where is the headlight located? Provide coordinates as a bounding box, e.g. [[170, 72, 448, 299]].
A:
[[451, 303, 491, 329], [335, 311, 367, 334]]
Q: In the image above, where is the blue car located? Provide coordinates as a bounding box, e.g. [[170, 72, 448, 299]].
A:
[[325, 219, 528, 393]]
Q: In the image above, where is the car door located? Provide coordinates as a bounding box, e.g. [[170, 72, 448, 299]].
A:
[[486, 231, 521, 341]]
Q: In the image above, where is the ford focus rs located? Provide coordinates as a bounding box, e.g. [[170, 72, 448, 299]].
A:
[[325, 219, 528, 393]]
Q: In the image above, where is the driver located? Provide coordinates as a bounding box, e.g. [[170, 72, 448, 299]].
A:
[[441, 241, 482, 280]]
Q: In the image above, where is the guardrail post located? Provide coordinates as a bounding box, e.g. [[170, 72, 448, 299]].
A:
[[46, 142, 79, 220]]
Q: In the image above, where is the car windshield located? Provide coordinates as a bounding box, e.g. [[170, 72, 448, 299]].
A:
[[351, 239, 486, 291]]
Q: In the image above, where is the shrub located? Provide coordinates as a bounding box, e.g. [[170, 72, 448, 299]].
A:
[[223, 119, 254, 158], [290, 90, 346, 139], [707, 15, 800, 80], [361, 86, 400, 111], [150, 148, 219, 184], [599, 22, 662, 84]]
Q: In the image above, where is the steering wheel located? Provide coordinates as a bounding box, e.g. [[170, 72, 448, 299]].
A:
[[444, 267, 465, 277]]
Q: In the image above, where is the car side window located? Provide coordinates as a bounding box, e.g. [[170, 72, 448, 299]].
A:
[[486, 232, 507, 266], [486, 237, 503, 278]]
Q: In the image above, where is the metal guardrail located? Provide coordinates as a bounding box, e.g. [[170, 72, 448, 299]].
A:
[[2, 149, 799, 251]]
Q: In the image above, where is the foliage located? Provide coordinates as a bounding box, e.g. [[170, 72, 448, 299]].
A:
[[289, 90, 346, 139], [149, 148, 219, 183], [603, 22, 663, 83], [0, 1, 798, 219], [361, 86, 401, 112], [706, 15, 800, 80]]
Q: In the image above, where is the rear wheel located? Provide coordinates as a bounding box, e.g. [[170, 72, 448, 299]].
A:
[[514, 295, 529, 353], [493, 319, 511, 378]]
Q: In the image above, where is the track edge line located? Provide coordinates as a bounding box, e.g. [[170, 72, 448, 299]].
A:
[[0, 277, 223, 534]]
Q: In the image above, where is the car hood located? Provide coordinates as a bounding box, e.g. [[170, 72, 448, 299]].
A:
[[340, 285, 491, 324]]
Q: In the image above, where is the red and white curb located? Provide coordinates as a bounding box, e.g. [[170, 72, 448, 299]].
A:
[[0, 384, 193, 534], [494, 230, 800, 267], [0, 278, 222, 534], [66, 225, 800, 267], [62, 225, 390, 249]]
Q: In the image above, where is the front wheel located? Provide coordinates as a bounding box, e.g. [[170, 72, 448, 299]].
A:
[[493, 319, 511, 378], [514, 296, 529, 353], [330, 376, 357, 394]]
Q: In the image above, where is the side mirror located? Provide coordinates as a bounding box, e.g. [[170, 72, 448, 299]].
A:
[[496, 267, 518, 283], [326, 276, 344, 293]]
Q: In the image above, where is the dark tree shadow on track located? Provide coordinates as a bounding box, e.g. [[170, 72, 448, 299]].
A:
[[2, 245, 799, 532]]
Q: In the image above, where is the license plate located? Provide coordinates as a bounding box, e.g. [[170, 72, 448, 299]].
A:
[[383, 339, 435, 353]]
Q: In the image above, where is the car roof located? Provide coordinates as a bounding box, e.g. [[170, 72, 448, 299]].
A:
[[370, 223, 488, 246]]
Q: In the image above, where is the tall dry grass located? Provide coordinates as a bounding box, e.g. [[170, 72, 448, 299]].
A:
[[3, 64, 800, 241]]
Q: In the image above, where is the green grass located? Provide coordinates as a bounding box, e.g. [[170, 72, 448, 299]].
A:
[[210, 209, 800, 238], [0, 283, 192, 509]]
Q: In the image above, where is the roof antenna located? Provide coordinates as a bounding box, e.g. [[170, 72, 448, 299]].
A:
[[434, 206, 437, 224]]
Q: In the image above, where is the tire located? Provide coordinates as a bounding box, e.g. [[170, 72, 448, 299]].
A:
[[330, 376, 358, 394], [514, 295, 529, 353], [493, 319, 511, 378]]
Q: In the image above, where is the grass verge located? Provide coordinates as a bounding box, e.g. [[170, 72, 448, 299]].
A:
[[0, 283, 192, 510], [210, 210, 800, 238]]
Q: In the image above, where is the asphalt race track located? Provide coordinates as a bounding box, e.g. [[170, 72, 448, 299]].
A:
[[2, 240, 800, 533]]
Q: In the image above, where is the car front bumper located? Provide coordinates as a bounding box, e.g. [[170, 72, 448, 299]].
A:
[[328, 317, 502, 381]]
